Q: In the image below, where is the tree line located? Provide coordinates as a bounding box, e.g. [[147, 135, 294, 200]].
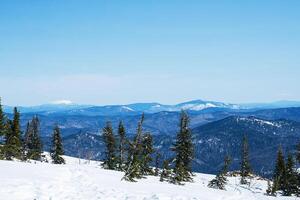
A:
[[0, 98, 65, 164], [100, 111, 194, 185], [101, 110, 300, 196]]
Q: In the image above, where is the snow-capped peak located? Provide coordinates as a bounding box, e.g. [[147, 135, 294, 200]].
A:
[[51, 100, 73, 105]]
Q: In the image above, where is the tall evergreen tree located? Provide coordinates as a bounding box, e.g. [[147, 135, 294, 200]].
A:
[[272, 146, 286, 193], [240, 135, 251, 184], [3, 108, 22, 160], [283, 154, 298, 196], [50, 125, 65, 164], [141, 133, 154, 175], [172, 111, 194, 184], [123, 114, 145, 181], [23, 117, 43, 160], [102, 121, 117, 170], [117, 121, 126, 170], [208, 155, 231, 190]]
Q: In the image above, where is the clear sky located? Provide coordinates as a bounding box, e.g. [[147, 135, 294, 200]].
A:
[[0, 0, 299, 106]]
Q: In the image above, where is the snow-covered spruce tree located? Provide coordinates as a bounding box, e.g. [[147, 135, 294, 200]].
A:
[[272, 146, 286, 193], [240, 135, 251, 184], [23, 117, 43, 161], [171, 110, 194, 184], [3, 108, 22, 160], [123, 114, 145, 182], [154, 152, 161, 176], [141, 133, 154, 175], [208, 155, 231, 190], [102, 121, 117, 170], [50, 125, 65, 164], [160, 160, 172, 182], [117, 121, 126, 170]]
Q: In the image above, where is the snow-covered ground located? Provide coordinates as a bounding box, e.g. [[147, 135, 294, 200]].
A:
[[0, 156, 295, 200]]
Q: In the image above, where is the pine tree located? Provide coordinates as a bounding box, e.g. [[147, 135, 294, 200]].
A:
[[3, 108, 22, 160], [123, 114, 145, 181], [23, 117, 43, 160], [154, 152, 161, 176], [172, 111, 194, 184], [283, 154, 298, 196], [117, 121, 126, 170], [102, 121, 117, 170], [208, 155, 231, 190], [160, 160, 171, 182], [141, 133, 154, 175], [50, 125, 65, 164], [272, 146, 286, 192], [240, 135, 251, 184]]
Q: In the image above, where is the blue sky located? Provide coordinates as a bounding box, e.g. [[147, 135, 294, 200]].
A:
[[0, 0, 299, 106]]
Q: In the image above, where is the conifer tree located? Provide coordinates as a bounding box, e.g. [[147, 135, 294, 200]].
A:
[[123, 114, 145, 181], [154, 152, 161, 176], [102, 121, 117, 170], [50, 125, 65, 164], [141, 133, 154, 175], [240, 135, 251, 184], [172, 111, 194, 184], [24, 117, 43, 160], [283, 154, 298, 196], [273, 146, 286, 191], [160, 160, 171, 182], [208, 155, 231, 190], [117, 121, 126, 170], [4, 108, 22, 160]]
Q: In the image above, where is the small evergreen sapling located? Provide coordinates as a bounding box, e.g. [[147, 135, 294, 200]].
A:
[[154, 152, 161, 176], [160, 160, 171, 182], [208, 155, 231, 190]]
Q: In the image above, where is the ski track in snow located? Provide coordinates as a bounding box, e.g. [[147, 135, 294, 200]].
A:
[[0, 156, 296, 200]]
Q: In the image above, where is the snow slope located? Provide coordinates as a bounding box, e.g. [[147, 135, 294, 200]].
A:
[[0, 156, 295, 200]]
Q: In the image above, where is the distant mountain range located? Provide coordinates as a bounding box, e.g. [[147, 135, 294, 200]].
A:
[[3, 99, 300, 177], [4, 99, 300, 115], [40, 114, 300, 176]]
